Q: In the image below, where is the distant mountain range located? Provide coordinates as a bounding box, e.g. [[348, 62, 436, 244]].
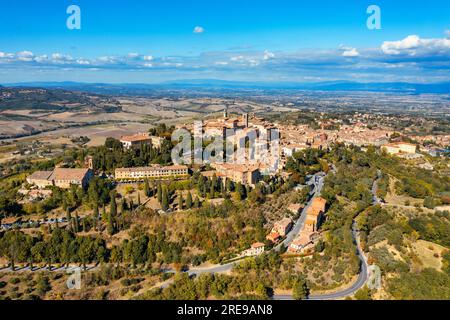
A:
[[3, 80, 450, 95]]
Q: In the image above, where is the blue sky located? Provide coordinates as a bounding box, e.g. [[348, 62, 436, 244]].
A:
[[0, 0, 449, 83]]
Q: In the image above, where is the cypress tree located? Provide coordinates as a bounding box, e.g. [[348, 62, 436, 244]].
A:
[[74, 213, 79, 233], [66, 208, 71, 222], [186, 192, 193, 209], [161, 186, 169, 211], [178, 192, 184, 210], [107, 211, 115, 235], [121, 198, 127, 212], [93, 204, 99, 219], [157, 184, 162, 203], [194, 196, 200, 208], [110, 193, 117, 218], [144, 179, 150, 197]]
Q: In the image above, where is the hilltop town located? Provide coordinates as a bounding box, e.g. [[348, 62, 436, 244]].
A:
[[0, 92, 449, 301]]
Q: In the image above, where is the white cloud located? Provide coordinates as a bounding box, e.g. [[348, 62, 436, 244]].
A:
[[381, 34, 450, 56], [144, 63, 153, 68], [17, 51, 34, 61], [193, 26, 205, 34], [76, 59, 90, 65], [144, 55, 154, 61], [215, 61, 228, 66], [446, 30, 450, 39], [230, 55, 244, 62], [263, 50, 275, 60], [51, 53, 74, 63], [34, 55, 48, 63], [98, 56, 117, 64], [339, 45, 359, 57]]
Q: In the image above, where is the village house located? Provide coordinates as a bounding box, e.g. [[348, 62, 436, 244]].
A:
[[287, 203, 304, 215], [272, 217, 293, 237], [288, 233, 312, 253], [304, 197, 327, 233], [211, 163, 261, 186], [120, 133, 163, 149], [266, 231, 281, 243], [243, 242, 265, 257], [27, 168, 93, 189], [115, 165, 189, 180], [26, 171, 54, 188]]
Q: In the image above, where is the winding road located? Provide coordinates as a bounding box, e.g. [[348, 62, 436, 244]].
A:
[[0, 170, 378, 301]]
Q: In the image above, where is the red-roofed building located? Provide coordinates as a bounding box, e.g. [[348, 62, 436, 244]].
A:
[[244, 242, 265, 256], [266, 231, 281, 243]]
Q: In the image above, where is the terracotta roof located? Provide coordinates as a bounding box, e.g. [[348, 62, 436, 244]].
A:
[[292, 233, 311, 247], [275, 218, 292, 229], [50, 168, 91, 181], [120, 133, 152, 143], [214, 163, 260, 173], [305, 216, 317, 224], [288, 203, 303, 212], [251, 242, 265, 249], [201, 170, 225, 178], [266, 232, 280, 241], [27, 171, 53, 181], [116, 165, 188, 172]]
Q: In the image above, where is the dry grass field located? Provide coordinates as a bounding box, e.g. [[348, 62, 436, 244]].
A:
[[412, 240, 447, 271]]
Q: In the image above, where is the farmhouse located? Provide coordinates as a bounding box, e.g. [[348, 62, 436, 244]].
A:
[[243, 242, 265, 256], [120, 133, 163, 149], [27, 168, 93, 189]]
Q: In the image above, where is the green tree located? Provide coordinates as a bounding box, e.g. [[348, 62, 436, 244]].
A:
[[292, 277, 309, 300], [194, 196, 200, 209], [110, 193, 117, 217], [107, 211, 115, 236], [354, 285, 372, 300], [161, 186, 169, 211], [157, 184, 162, 203], [186, 192, 193, 209], [255, 282, 269, 299], [178, 192, 184, 211], [144, 179, 150, 197]]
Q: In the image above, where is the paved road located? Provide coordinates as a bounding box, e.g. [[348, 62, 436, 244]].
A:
[[0, 264, 98, 273], [372, 169, 382, 205], [0, 169, 373, 301], [274, 170, 379, 300], [158, 172, 326, 290], [273, 221, 368, 300]]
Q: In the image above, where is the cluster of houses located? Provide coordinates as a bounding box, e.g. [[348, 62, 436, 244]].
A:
[[241, 197, 327, 257], [288, 197, 327, 254]]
